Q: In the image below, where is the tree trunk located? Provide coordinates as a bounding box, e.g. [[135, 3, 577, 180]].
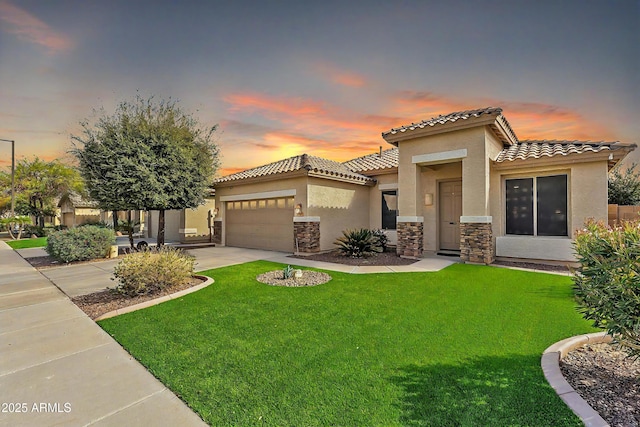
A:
[[157, 209, 165, 247], [112, 210, 118, 231], [127, 210, 134, 249], [38, 199, 45, 228]]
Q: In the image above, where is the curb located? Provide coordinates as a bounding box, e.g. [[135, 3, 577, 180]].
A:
[[95, 275, 214, 321], [541, 332, 613, 427]]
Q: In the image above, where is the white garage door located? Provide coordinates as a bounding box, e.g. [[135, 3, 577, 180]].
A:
[[226, 197, 294, 252]]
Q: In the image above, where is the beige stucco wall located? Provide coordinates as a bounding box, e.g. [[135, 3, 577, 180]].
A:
[[420, 162, 463, 252], [182, 198, 216, 240], [397, 126, 490, 217], [147, 209, 183, 242], [491, 159, 608, 261], [214, 176, 307, 246], [307, 177, 371, 251]]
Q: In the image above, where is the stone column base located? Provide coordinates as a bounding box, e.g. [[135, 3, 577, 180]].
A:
[[293, 217, 320, 253], [460, 222, 494, 264], [397, 221, 424, 258], [213, 220, 222, 244]]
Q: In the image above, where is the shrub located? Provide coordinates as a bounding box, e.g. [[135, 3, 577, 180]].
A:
[[573, 219, 640, 358], [113, 247, 195, 296], [46, 225, 115, 263], [608, 163, 640, 205], [334, 228, 383, 258], [371, 229, 389, 252], [283, 265, 294, 279]]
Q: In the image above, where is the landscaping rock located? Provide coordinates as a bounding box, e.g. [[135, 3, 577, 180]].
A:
[[256, 270, 331, 287]]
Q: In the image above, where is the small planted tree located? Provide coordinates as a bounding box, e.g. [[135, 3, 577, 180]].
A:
[[72, 95, 220, 246], [573, 219, 640, 358], [608, 163, 640, 205]]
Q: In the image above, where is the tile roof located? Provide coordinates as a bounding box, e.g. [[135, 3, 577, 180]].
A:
[[495, 140, 631, 163], [382, 107, 518, 145], [215, 154, 375, 184], [343, 148, 399, 173]]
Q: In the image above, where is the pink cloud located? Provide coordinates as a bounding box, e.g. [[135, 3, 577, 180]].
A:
[[0, 1, 74, 54]]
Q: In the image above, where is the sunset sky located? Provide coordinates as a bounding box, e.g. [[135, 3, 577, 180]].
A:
[[1, 0, 638, 176]]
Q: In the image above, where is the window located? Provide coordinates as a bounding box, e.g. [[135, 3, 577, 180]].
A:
[[505, 175, 567, 236], [382, 190, 398, 230]]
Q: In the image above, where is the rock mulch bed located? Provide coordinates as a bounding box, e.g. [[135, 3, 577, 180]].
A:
[[561, 343, 639, 427], [72, 276, 206, 320], [256, 270, 332, 287], [290, 250, 417, 266]]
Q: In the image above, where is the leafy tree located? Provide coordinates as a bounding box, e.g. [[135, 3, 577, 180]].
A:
[[608, 163, 640, 205], [72, 96, 219, 246], [0, 157, 84, 227]]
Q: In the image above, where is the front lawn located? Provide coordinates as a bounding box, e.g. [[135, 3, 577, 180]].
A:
[[6, 237, 47, 249], [99, 262, 594, 426]]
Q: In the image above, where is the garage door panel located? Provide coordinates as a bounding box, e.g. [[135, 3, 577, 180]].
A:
[[226, 198, 294, 252]]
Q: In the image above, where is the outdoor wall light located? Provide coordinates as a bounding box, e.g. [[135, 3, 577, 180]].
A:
[[294, 203, 303, 216], [424, 193, 434, 206]]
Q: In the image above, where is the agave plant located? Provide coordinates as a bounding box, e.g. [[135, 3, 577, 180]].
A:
[[334, 228, 383, 258]]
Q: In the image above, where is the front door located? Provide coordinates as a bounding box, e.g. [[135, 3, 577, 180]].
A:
[[439, 180, 462, 251]]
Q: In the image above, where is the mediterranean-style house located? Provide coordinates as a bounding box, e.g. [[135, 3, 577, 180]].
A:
[[212, 107, 635, 264]]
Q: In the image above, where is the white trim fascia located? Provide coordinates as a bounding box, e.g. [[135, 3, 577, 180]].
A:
[[378, 183, 398, 190], [412, 149, 467, 165], [397, 216, 424, 223], [220, 189, 296, 202], [460, 216, 492, 223], [293, 216, 320, 222]]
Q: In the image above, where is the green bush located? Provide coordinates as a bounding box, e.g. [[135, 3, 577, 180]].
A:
[[334, 228, 383, 258], [46, 225, 115, 263], [573, 219, 640, 358], [113, 247, 195, 296], [371, 229, 389, 252]]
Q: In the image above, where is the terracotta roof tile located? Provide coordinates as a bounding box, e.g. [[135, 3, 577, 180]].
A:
[[343, 148, 399, 173], [215, 154, 375, 184], [383, 107, 507, 136], [495, 140, 626, 162]]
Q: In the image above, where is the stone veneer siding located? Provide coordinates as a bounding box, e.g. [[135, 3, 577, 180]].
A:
[[293, 220, 320, 253], [213, 220, 222, 244], [396, 222, 424, 258], [460, 222, 494, 264]]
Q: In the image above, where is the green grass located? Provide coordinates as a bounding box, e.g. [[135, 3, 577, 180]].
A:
[[99, 262, 595, 426], [6, 237, 47, 249]]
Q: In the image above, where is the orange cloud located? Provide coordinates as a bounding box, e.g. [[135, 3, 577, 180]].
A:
[[0, 1, 74, 54], [224, 93, 326, 117], [313, 62, 367, 88]]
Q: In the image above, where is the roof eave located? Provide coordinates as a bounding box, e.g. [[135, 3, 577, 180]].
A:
[[382, 115, 500, 145], [492, 150, 617, 171]]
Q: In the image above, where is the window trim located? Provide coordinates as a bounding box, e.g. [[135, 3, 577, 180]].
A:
[[503, 172, 570, 237], [381, 190, 398, 230]]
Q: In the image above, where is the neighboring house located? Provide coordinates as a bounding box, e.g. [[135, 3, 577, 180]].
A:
[[146, 193, 216, 243], [212, 107, 635, 263], [58, 193, 101, 227]]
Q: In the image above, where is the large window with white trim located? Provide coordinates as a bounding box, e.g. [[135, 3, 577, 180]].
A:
[[505, 174, 567, 237]]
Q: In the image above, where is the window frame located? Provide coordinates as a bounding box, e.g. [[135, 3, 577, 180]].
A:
[[504, 172, 569, 237], [381, 190, 398, 230]]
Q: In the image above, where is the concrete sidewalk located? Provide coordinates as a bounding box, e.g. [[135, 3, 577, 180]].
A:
[[0, 242, 207, 427]]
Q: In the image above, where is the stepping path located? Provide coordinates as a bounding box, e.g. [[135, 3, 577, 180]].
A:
[[0, 242, 207, 427]]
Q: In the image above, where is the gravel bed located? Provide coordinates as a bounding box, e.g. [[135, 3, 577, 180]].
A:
[[256, 270, 332, 287], [72, 276, 206, 320], [561, 343, 639, 426], [290, 250, 417, 266]]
